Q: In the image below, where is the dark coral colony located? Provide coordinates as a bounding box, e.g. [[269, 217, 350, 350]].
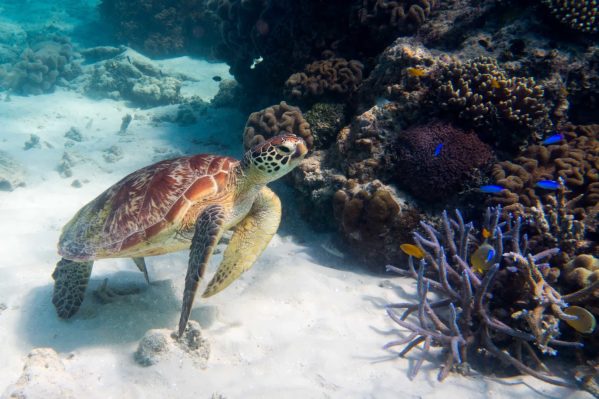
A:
[[3, 0, 599, 395]]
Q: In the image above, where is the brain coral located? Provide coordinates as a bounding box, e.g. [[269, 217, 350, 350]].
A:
[[285, 58, 364, 100], [541, 0, 599, 34], [394, 121, 494, 202], [356, 0, 437, 35], [435, 57, 548, 141], [243, 101, 313, 151]]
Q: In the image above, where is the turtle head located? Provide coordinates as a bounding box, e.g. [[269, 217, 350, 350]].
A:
[[243, 134, 308, 182]]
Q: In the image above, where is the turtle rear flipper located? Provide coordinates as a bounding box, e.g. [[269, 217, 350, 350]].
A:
[[52, 258, 93, 318]]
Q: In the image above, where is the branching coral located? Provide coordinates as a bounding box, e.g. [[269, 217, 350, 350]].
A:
[[285, 58, 364, 100], [242, 101, 313, 150], [435, 57, 549, 138], [393, 121, 494, 202], [385, 206, 597, 388], [541, 0, 599, 34]]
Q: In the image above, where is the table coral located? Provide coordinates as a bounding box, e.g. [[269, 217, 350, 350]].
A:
[[242, 101, 313, 151], [541, 0, 599, 34], [393, 121, 494, 202]]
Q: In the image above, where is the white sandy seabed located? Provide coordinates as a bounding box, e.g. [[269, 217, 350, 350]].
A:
[[0, 57, 591, 399]]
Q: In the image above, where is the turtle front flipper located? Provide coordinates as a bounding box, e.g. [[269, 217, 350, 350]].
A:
[[202, 186, 281, 298], [51, 258, 94, 318], [178, 204, 226, 337]]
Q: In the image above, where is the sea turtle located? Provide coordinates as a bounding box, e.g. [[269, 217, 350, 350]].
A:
[[52, 134, 308, 336]]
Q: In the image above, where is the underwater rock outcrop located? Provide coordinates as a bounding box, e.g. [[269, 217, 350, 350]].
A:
[[385, 206, 599, 390], [242, 101, 313, 151], [0, 150, 27, 191]]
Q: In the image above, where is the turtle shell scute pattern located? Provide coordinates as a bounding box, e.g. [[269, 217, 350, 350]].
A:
[[58, 155, 237, 260]]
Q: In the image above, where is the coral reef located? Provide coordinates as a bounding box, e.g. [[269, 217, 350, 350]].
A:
[[242, 101, 313, 151], [385, 206, 598, 389], [82, 50, 181, 107], [285, 58, 364, 101], [563, 254, 599, 294], [541, 0, 599, 34], [490, 124, 598, 232], [303, 103, 347, 149], [355, 0, 437, 39], [393, 122, 494, 202], [99, 0, 220, 57], [434, 56, 549, 142], [332, 180, 421, 264], [0, 37, 81, 95]]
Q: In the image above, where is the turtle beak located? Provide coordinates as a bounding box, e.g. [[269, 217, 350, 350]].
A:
[[293, 141, 308, 159]]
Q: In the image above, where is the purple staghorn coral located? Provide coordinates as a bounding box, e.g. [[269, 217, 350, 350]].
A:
[[394, 122, 494, 202], [384, 206, 599, 388]]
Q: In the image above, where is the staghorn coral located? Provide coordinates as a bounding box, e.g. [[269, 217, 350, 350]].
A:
[[0, 37, 81, 95], [242, 101, 313, 151], [285, 58, 364, 101], [435, 56, 549, 141], [541, 0, 599, 34], [385, 206, 599, 389], [490, 124, 599, 225], [393, 121, 494, 202]]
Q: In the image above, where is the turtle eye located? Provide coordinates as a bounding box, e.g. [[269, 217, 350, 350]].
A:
[[276, 145, 292, 155]]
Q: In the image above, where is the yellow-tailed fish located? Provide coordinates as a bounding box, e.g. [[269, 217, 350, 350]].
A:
[[406, 67, 427, 77], [482, 228, 491, 239], [490, 79, 500, 89], [400, 244, 425, 259], [563, 306, 596, 334], [470, 243, 496, 274]]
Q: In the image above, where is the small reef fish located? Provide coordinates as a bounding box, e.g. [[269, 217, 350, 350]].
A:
[[406, 67, 427, 77], [434, 143, 443, 157], [250, 56, 263, 70], [535, 180, 559, 190], [490, 78, 501, 89], [479, 185, 504, 194], [321, 240, 345, 258], [563, 306, 596, 334], [400, 244, 425, 259], [470, 243, 496, 274], [541, 133, 564, 145], [482, 228, 491, 239]]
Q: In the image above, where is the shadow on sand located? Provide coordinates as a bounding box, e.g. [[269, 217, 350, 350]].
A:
[[18, 272, 182, 352]]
